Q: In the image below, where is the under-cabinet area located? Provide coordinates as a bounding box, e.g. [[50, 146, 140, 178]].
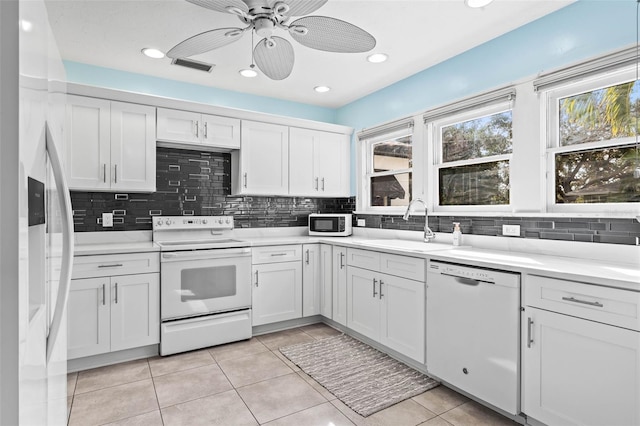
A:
[[68, 235, 640, 426]]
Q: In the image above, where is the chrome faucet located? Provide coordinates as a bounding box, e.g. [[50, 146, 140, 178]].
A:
[[403, 198, 436, 242]]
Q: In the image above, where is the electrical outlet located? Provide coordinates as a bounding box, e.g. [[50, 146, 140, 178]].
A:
[[102, 212, 113, 228], [502, 224, 520, 236], [357, 219, 366, 227]]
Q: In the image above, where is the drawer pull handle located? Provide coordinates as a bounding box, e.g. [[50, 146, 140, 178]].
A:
[[562, 296, 603, 308], [98, 263, 123, 268], [527, 317, 534, 348], [372, 278, 378, 298], [270, 253, 287, 257]]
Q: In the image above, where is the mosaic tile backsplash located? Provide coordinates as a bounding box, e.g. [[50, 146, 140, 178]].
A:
[[354, 214, 640, 246], [71, 147, 355, 232], [71, 147, 639, 245]]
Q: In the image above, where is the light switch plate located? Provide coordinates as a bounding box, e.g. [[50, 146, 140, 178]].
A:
[[102, 212, 113, 228], [502, 224, 520, 236], [357, 219, 366, 227]]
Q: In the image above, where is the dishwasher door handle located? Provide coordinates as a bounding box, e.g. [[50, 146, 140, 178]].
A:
[[440, 272, 493, 285]]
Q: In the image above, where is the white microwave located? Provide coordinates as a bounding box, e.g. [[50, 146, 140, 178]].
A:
[[308, 213, 353, 236]]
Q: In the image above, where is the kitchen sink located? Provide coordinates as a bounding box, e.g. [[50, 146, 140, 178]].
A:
[[358, 239, 456, 252]]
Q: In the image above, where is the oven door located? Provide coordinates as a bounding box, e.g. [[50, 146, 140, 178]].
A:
[[160, 248, 252, 321]]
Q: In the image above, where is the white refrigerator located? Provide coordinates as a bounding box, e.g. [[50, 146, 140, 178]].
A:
[[1, 0, 73, 424]]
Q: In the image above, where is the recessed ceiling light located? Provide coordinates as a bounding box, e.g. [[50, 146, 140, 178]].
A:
[[141, 48, 165, 59], [239, 68, 258, 78], [20, 20, 33, 32], [465, 0, 494, 8], [314, 86, 331, 93], [367, 53, 388, 63]]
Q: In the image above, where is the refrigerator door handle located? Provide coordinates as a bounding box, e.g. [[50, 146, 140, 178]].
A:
[[45, 123, 74, 363]]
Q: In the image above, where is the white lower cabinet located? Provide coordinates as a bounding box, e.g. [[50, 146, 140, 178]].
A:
[[332, 246, 348, 326], [302, 244, 321, 317], [346, 248, 425, 363], [68, 273, 159, 359], [319, 244, 333, 318], [251, 245, 302, 326], [522, 274, 640, 426]]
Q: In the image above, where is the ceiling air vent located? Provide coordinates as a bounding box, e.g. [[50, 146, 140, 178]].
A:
[[171, 58, 214, 73]]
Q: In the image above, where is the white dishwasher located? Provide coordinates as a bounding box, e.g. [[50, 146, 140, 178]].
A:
[[426, 260, 520, 415]]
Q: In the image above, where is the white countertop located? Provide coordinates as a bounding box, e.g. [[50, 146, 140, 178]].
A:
[[74, 229, 639, 291]]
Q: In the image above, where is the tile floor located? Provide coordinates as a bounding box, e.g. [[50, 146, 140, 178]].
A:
[[66, 323, 519, 426]]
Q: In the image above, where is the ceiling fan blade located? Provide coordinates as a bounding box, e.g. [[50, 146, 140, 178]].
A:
[[253, 36, 294, 80], [289, 16, 376, 53], [272, 0, 327, 16], [186, 0, 248, 14], [167, 28, 245, 58]]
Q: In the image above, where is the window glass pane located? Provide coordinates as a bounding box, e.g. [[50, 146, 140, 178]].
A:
[[441, 111, 512, 163], [439, 161, 509, 205], [559, 80, 639, 146], [555, 144, 640, 204], [373, 135, 412, 172], [370, 172, 412, 206]]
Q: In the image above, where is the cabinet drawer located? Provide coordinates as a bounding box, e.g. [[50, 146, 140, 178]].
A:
[[525, 275, 640, 331], [252, 245, 301, 264], [380, 253, 425, 281], [347, 248, 381, 271], [72, 252, 160, 279]]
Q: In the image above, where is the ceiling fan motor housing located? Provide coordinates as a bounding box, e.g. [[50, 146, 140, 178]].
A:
[[254, 17, 276, 37]]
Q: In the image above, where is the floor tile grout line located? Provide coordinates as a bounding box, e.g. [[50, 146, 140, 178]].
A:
[[72, 376, 152, 398], [148, 358, 167, 426], [148, 351, 217, 378], [255, 400, 338, 426]]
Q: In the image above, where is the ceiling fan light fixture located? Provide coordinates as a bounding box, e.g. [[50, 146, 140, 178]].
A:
[[465, 0, 494, 8], [141, 48, 165, 59], [367, 53, 388, 63], [239, 68, 258, 77], [314, 85, 331, 93]]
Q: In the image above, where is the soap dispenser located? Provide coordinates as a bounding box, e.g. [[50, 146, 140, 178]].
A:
[[452, 222, 462, 246]]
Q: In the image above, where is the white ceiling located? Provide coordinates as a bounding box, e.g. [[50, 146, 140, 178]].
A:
[[45, 0, 574, 108]]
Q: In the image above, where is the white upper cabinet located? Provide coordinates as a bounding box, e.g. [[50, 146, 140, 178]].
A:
[[289, 127, 350, 197], [156, 108, 240, 149], [65, 95, 156, 192], [233, 120, 289, 195]]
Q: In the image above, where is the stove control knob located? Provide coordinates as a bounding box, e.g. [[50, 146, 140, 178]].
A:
[[226, 218, 231, 224], [156, 219, 162, 227], [202, 219, 208, 225], [218, 219, 224, 224], [165, 219, 172, 226]]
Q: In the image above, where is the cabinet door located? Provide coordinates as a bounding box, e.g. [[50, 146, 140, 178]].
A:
[[315, 132, 349, 197], [346, 266, 380, 341], [252, 262, 302, 326], [67, 278, 110, 359], [289, 127, 317, 196], [65, 95, 111, 190], [380, 274, 425, 363], [239, 121, 289, 195], [110, 102, 156, 192], [302, 244, 321, 317], [156, 108, 200, 144], [523, 307, 640, 426], [110, 273, 160, 352], [202, 114, 240, 149], [319, 244, 333, 318], [332, 246, 348, 326]]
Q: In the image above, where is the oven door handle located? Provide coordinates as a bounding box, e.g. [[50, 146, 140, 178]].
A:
[[161, 247, 251, 261]]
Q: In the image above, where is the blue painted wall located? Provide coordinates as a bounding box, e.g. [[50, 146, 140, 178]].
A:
[[63, 1, 638, 196], [64, 61, 337, 123]]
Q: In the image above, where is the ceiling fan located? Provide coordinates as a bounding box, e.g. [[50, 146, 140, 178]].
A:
[[167, 0, 377, 80]]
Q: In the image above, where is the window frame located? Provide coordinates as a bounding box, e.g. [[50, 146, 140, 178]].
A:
[[543, 65, 640, 214], [430, 101, 514, 213], [359, 126, 414, 214]]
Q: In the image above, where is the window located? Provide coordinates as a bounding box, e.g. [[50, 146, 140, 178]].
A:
[[432, 103, 513, 208], [360, 124, 413, 210], [546, 67, 640, 210]]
